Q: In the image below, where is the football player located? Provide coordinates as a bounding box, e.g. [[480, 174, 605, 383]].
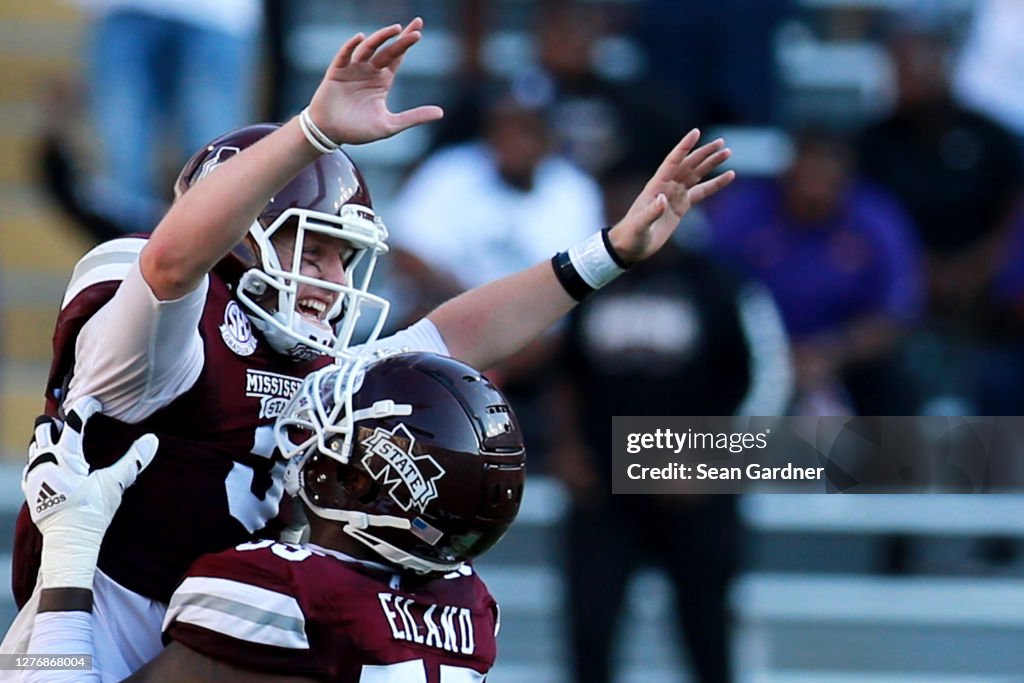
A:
[[5, 16, 734, 679], [21, 352, 525, 682]]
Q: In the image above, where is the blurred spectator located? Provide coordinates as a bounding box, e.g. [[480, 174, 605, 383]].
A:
[[69, 0, 262, 231], [708, 130, 924, 415], [858, 22, 1023, 319], [857, 21, 1024, 412], [954, 0, 1024, 154], [553, 164, 791, 683], [431, 2, 680, 177], [387, 92, 603, 458], [389, 92, 602, 294], [417, 0, 488, 153], [37, 83, 166, 243], [512, 3, 681, 176], [633, 0, 792, 126]]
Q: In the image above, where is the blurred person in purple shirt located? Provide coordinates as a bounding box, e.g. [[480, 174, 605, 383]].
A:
[[707, 130, 924, 415]]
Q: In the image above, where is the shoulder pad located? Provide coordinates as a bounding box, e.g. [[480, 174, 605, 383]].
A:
[[62, 237, 147, 309]]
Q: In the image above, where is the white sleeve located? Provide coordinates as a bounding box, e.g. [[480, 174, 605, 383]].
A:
[[24, 612, 100, 683], [66, 260, 208, 423], [354, 318, 450, 358]]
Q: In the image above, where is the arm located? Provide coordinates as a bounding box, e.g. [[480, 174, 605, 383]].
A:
[[140, 19, 442, 301], [22, 399, 157, 683], [429, 130, 735, 369], [126, 643, 317, 683], [794, 315, 906, 375], [65, 19, 443, 416], [65, 259, 209, 422]]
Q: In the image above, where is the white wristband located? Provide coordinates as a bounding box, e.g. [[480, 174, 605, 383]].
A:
[[299, 107, 340, 154], [567, 230, 627, 290]]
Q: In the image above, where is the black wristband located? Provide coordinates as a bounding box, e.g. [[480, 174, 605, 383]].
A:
[[38, 587, 94, 613], [551, 251, 595, 302], [600, 227, 631, 270]]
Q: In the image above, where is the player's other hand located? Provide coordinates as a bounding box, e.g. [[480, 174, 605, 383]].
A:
[[608, 129, 735, 264], [308, 17, 444, 145], [24, 397, 158, 589]]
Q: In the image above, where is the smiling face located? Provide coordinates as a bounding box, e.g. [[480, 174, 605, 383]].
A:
[[271, 225, 357, 322]]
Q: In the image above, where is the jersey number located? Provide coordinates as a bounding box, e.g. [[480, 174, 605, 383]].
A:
[[236, 539, 312, 562], [225, 424, 286, 533], [360, 660, 483, 682]]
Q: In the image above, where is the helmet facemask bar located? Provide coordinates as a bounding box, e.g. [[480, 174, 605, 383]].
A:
[[237, 205, 391, 361], [275, 360, 410, 504], [276, 359, 370, 477]]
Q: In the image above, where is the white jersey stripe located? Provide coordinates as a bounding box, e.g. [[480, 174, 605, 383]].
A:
[[62, 238, 147, 309], [166, 603, 310, 650], [164, 576, 309, 650], [62, 262, 135, 309], [68, 238, 147, 277]]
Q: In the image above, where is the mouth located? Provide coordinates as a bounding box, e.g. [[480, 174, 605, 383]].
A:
[[296, 297, 330, 321]]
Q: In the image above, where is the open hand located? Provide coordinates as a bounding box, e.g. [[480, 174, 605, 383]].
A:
[[608, 129, 735, 264], [308, 17, 444, 145], [24, 397, 158, 588]]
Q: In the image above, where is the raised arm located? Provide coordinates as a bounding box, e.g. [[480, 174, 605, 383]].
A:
[[429, 129, 735, 370], [140, 19, 442, 301]]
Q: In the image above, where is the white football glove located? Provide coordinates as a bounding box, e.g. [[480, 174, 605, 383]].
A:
[[23, 397, 159, 589]]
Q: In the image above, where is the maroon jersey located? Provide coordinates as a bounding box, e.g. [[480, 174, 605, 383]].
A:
[[165, 541, 498, 682], [12, 244, 328, 605]]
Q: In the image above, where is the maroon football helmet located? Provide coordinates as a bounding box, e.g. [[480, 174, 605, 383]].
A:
[[175, 123, 390, 360], [275, 353, 527, 574]]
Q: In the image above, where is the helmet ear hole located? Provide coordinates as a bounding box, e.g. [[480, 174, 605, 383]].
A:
[[336, 464, 375, 500], [357, 481, 381, 506]]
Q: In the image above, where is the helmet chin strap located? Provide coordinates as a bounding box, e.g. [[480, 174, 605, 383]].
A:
[[249, 312, 331, 361], [297, 489, 461, 575], [342, 525, 463, 575]]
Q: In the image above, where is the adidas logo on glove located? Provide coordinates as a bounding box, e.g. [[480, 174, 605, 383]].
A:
[[35, 482, 66, 514]]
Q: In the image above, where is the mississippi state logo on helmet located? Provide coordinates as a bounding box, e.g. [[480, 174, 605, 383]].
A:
[[175, 123, 391, 361], [275, 353, 527, 574]]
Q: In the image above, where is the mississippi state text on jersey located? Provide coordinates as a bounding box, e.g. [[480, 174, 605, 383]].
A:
[[165, 540, 498, 682]]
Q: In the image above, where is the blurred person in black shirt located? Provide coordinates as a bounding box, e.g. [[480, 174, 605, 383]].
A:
[[856, 20, 1024, 413], [857, 22, 1024, 320], [552, 163, 791, 683]]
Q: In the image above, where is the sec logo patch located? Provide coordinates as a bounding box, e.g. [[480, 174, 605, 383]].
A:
[[220, 301, 258, 356]]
